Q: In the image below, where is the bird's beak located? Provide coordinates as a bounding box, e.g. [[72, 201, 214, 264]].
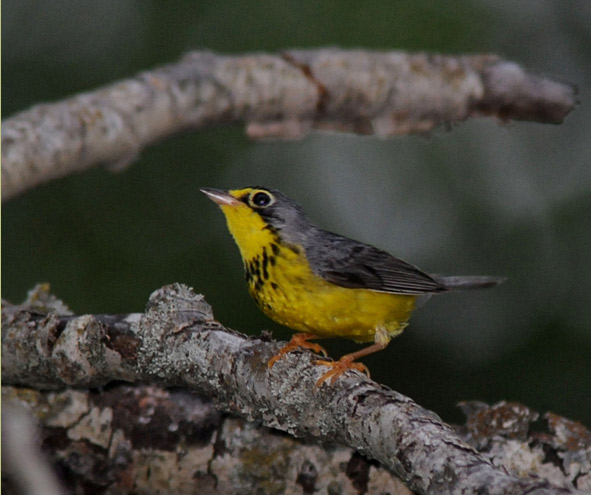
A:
[[200, 188, 240, 206]]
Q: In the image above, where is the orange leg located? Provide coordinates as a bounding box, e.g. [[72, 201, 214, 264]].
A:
[[314, 342, 387, 387], [268, 333, 328, 369]]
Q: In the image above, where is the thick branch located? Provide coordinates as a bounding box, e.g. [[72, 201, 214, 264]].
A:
[[5, 385, 588, 495], [3, 385, 589, 495], [1, 49, 576, 200], [2, 385, 412, 495], [1, 284, 581, 495]]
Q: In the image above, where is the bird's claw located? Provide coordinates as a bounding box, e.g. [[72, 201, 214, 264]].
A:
[[314, 357, 370, 386], [268, 334, 327, 369]]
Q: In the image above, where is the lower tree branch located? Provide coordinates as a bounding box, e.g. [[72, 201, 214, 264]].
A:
[[3, 384, 412, 494], [2, 284, 587, 495], [3, 384, 589, 495]]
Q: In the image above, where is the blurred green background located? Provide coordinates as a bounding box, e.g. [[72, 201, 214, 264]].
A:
[[3, 1, 590, 426]]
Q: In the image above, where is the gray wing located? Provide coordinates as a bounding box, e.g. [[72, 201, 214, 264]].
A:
[[306, 229, 447, 295]]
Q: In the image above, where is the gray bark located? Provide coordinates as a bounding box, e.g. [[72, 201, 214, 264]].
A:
[[3, 284, 587, 495], [1, 49, 576, 201]]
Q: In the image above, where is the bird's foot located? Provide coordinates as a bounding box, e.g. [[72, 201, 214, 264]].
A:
[[268, 333, 327, 369], [314, 355, 370, 386]]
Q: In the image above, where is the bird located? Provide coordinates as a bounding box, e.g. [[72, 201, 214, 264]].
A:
[[201, 186, 504, 386]]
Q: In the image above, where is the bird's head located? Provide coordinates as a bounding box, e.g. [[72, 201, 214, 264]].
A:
[[201, 186, 312, 258]]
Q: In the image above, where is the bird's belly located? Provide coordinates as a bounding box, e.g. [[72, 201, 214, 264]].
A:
[[250, 262, 417, 343]]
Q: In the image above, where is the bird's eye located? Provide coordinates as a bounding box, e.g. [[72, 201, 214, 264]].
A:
[[251, 191, 273, 208]]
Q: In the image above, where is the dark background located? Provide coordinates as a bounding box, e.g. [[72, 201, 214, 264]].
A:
[[3, 1, 590, 426]]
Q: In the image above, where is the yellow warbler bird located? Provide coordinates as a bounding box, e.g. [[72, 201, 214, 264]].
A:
[[202, 186, 504, 386]]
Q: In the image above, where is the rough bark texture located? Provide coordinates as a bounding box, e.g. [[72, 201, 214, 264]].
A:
[[3, 384, 590, 495], [2, 385, 412, 495], [3, 284, 588, 495], [1, 49, 577, 201]]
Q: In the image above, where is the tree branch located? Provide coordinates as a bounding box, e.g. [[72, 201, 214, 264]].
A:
[[1, 49, 576, 201], [2, 284, 585, 495], [3, 385, 589, 495], [3, 384, 412, 494]]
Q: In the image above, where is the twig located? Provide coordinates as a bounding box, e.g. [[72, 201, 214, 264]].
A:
[[1, 403, 68, 495]]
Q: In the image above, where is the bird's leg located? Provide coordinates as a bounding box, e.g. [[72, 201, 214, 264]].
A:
[[314, 327, 391, 386], [268, 333, 328, 369]]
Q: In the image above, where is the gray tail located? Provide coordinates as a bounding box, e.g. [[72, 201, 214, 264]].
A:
[[433, 275, 506, 290]]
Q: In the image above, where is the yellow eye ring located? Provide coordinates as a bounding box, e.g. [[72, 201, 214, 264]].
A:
[[250, 190, 274, 208]]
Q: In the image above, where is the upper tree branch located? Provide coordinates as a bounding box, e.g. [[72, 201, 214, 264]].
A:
[[1, 284, 579, 495], [1, 49, 576, 201]]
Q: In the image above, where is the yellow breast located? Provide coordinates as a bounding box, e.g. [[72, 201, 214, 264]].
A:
[[217, 195, 416, 343], [244, 239, 416, 343]]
